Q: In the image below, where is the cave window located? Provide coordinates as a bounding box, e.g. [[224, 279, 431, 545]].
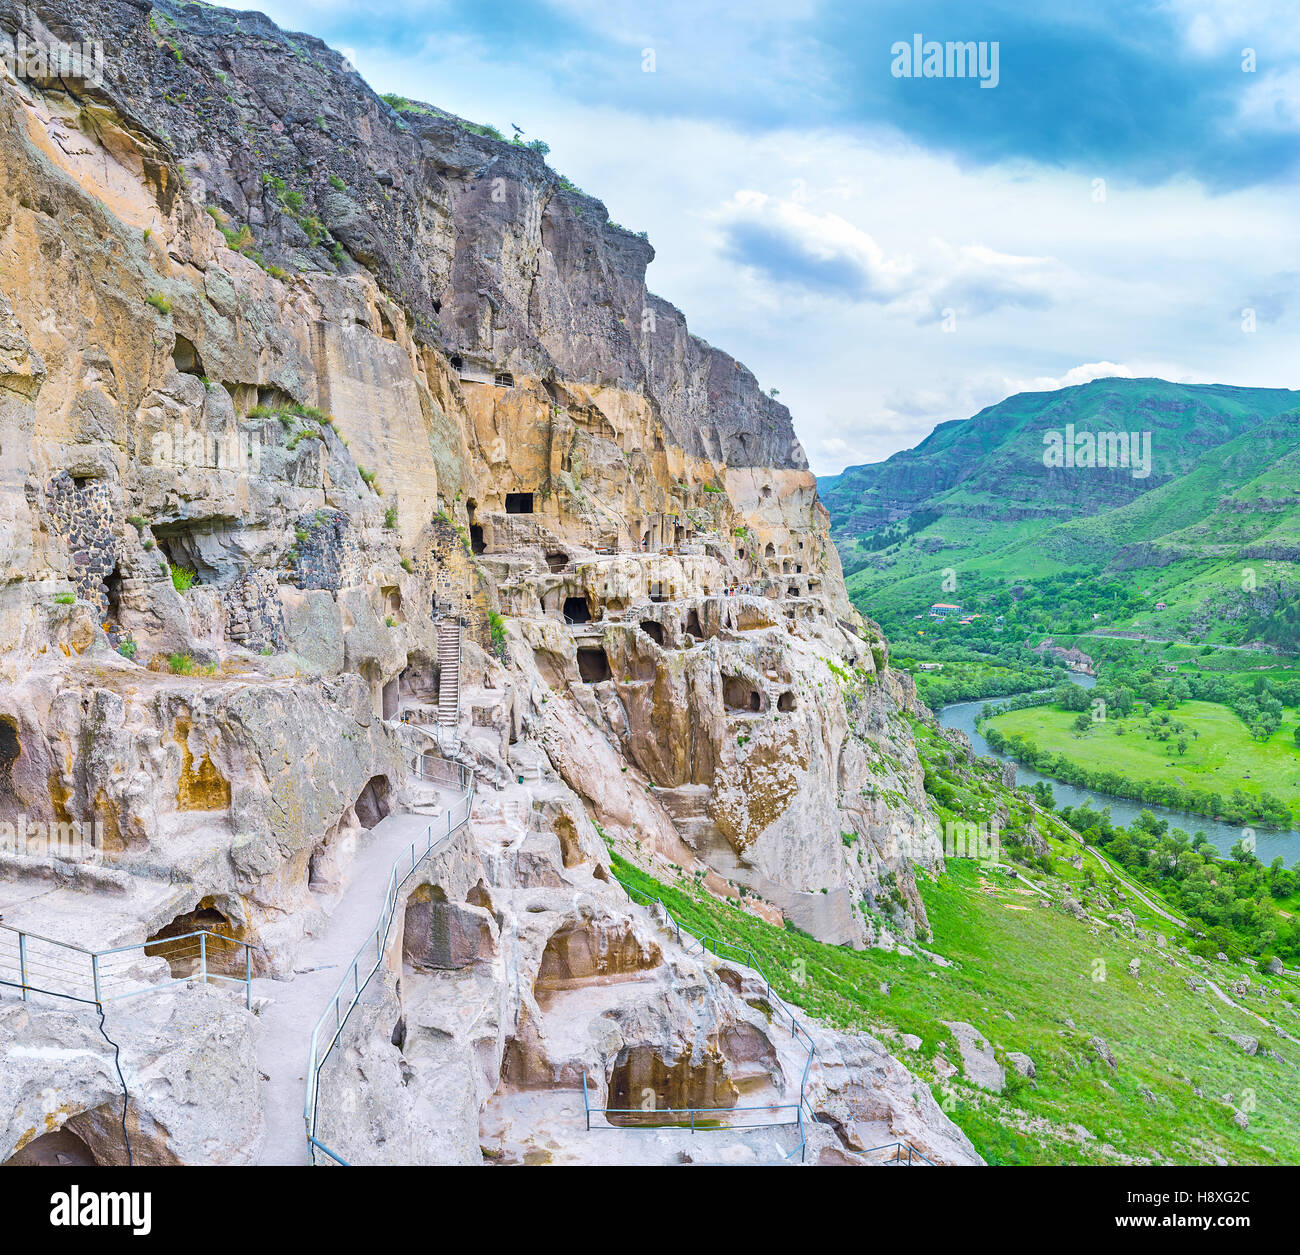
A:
[[355, 775, 391, 828], [545, 551, 568, 573], [470, 524, 486, 555], [576, 647, 611, 684], [777, 691, 796, 712], [102, 565, 123, 632], [0, 717, 19, 799], [450, 354, 464, 371], [735, 548, 745, 560], [641, 621, 665, 646], [154, 523, 218, 585], [495, 371, 515, 388], [145, 899, 238, 976], [788, 585, 799, 598], [171, 334, 204, 377], [563, 596, 591, 625], [685, 609, 704, 640], [505, 492, 533, 514], [723, 676, 763, 712], [382, 678, 399, 720]]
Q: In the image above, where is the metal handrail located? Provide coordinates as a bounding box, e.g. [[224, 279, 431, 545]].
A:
[[0, 923, 257, 1010], [305, 763, 475, 1165], [856, 1140, 936, 1166]]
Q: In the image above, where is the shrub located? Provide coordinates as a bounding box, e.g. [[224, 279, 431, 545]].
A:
[[146, 291, 171, 315], [488, 610, 508, 659], [170, 564, 197, 592], [54, 592, 75, 605], [384, 505, 398, 529], [385, 615, 396, 628], [117, 637, 138, 660], [168, 652, 195, 675]]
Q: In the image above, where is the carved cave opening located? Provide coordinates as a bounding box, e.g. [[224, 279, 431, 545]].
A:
[[576, 647, 612, 685], [605, 1045, 738, 1126], [563, 596, 591, 625], [355, 775, 391, 829], [505, 492, 533, 514], [640, 621, 665, 646], [723, 677, 764, 713], [144, 897, 242, 977]]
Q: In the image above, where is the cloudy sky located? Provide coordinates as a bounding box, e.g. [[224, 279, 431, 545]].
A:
[[229, 0, 1300, 475]]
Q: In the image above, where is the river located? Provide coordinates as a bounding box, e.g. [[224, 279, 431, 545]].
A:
[[938, 671, 1300, 865]]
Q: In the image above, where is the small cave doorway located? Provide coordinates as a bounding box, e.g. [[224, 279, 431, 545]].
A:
[[0, 716, 19, 802], [563, 596, 591, 625], [545, 551, 568, 573], [505, 492, 533, 514], [144, 898, 242, 977], [685, 609, 704, 641], [171, 334, 205, 378], [576, 647, 612, 684], [640, 621, 665, 646], [355, 775, 391, 829]]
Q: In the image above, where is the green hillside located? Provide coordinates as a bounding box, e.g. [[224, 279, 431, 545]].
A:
[[824, 379, 1300, 648]]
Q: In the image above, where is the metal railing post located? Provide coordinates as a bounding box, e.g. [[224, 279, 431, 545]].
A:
[[245, 944, 252, 1010], [200, 932, 207, 985], [91, 952, 101, 1005], [18, 932, 28, 1002]]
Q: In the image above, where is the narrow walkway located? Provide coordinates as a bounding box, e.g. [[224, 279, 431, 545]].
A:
[[251, 785, 458, 1166]]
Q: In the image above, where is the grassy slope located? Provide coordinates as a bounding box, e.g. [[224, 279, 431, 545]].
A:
[[986, 700, 1300, 823], [612, 841, 1300, 1165]]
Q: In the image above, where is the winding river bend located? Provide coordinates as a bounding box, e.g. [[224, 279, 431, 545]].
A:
[[938, 672, 1300, 866]]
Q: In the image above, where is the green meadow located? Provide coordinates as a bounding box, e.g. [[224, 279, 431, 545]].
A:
[[986, 700, 1300, 825]]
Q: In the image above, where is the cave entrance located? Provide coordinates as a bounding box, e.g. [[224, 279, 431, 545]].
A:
[[576, 647, 611, 684], [0, 716, 19, 801], [545, 551, 568, 573], [777, 691, 796, 712], [641, 621, 665, 646], [764, 542, 775, 559], [505, 492, 533, 514], [563, 596, 591, 625], [355, 775, 391, 829], [382, 678, 399, 720], [3, 1127, 99, 1167], [605, 1045, 738, 1126], [144, 898, 242, 977], [685, 609, 704, 641], [723, 677, 764, 713], [470, 525, 486, 555], [102, 564, 123, 631], [153, 520, 226, 585], [171, 334, 205, 378]]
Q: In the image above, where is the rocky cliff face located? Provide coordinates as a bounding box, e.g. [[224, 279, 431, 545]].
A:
[[0, 0, 970, 1166]]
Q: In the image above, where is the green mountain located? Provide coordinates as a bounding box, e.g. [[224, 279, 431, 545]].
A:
[[820, 379, 1300, 647]]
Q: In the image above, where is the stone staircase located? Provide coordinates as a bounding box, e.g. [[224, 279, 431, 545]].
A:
[[435, 617, 462, 753]]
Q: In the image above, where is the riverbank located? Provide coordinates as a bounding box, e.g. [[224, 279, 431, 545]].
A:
[[938, 680, 1300, 865]]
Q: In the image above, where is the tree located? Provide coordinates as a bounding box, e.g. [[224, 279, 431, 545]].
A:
[[1176, 736, 1188, 756]]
